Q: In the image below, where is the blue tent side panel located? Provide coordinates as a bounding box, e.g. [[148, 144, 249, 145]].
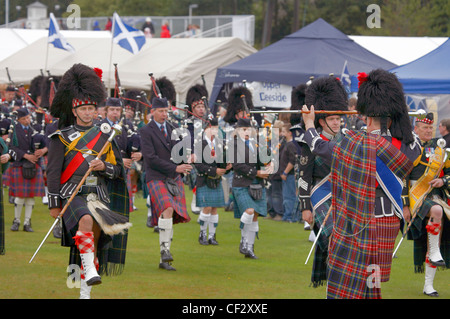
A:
[[390, 38, 450, 94], [210, 18, 397, 109]]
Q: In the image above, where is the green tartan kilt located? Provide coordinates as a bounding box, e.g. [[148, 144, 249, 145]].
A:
[[310, 200, 332, 287], [196, 184, 225, 208], [63, 194, 129, 277], [232, 185, 267, 219]]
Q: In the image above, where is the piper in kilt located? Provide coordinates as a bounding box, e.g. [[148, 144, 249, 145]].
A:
[[101, 97, 142, 212], [8, 107, 47, 232], [146, 77, 177, 228], [302, 69, 422, 299], [47, 64, 131, 299], [195, 118, 231, 245], [185, 84, 209, 216], [232, 118, 272, 259], [139, 96, 192, 271], [407, 113, 450, 297], [296, 76, 348, 287], [0, 137, 10, 254]]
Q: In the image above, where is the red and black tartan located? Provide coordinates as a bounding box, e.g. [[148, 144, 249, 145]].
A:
[[147, 175, 190, 224], [8, 165, 45, 198]]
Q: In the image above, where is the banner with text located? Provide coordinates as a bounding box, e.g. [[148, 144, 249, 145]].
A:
[[247, 81, 292, 109]]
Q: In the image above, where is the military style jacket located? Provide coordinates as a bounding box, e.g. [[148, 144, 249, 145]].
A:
[[46, 124, 124, 209]]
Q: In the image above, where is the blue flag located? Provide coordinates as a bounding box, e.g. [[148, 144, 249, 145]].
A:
[[113, 12, 146, 54], [48, 13, 75, 52], [340, 60, 351, 95]]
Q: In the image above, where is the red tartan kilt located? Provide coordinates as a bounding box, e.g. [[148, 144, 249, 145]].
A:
[[375, 215, 400, 282], [8, 165, 45, 198], [147, 176, 190, 224]]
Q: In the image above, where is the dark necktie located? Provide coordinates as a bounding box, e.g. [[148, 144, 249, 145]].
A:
[[210, 136, 215, 157], [161, 125, 167, 138]]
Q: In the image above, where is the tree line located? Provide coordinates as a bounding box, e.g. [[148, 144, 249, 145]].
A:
[[3, 0, 449, 49]]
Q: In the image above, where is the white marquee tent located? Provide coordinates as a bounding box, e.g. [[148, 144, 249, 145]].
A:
[[1, 28, 448, 105], [0, 29, 256, 103], [0, 29, 111, 62]]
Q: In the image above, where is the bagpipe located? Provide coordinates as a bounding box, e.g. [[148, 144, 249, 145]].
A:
[[393, 138, 450, 258], [113, 63, 138, 139], [4, 67, 55, 136]]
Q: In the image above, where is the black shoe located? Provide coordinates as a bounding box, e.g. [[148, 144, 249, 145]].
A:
[[23, 223, 34, 232], [245, 245, 258, 259], [10, 219, 20, 231], [208, 234, 219, 245], [86, 276, 102, 286], [424, 290, 439, 297], [160, 248, 173, 263], [199, 231, 209, 245], [159, 262, 176, 271], [430, 259, 446, 267]]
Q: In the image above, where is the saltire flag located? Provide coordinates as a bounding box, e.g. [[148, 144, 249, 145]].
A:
[[112, 12, 146, 54], [48, 13, 75, 53], [340, 60, 351, 95]]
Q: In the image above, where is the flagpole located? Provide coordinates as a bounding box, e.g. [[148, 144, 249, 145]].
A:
[[44, 40, 50, 73], [108, 13, 116, 97], [341, 60, 348, 78], [44, 14, 52, 72]]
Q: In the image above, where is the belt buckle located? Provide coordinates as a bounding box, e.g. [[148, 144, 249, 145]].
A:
[[85, 175, 98, 186]]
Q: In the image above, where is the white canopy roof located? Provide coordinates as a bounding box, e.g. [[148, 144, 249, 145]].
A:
[[0, 28, 110, 61], [2, 28, 447, 102], [0, 29, 256, 102], [349, 35, 448, 66]]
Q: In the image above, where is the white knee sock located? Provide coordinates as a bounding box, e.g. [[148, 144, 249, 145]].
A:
[[158, 217, 173, 262], [199, 211, 211, 234], [240, 212, 254, 245], [14, 197, 25, 220], [208, 214, 219, 239], [24, 198, 34, 225]]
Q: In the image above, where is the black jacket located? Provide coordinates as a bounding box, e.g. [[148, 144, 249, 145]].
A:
[[140, 120, 189, 182], [231, 136, 265, 188]]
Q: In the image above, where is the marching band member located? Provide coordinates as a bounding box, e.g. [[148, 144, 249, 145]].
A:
[[101, 97, 142, 212], [140, 96, 192, 271], [296, 76, 348, 287], [47, 63, 131, 298], [232, 118, 271, 259], [8, 108, 47, 232], [302, 69, 421, 299], [408, 113, 449, 297], [195, 118, 231, 245], [146, 77, 177, 228], [0, 136, 9, 254], [222, 86, 255, 212], [185, 84, 209, 215]]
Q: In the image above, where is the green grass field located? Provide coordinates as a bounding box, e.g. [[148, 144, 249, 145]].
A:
[[0, 187, 448, 299]]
